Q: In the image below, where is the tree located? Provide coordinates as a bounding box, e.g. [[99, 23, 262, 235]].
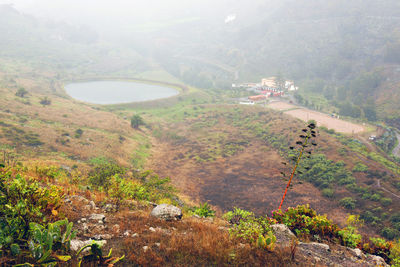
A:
[[40, 97, 51, 106], [15, 88, 28, 98], [130, 114, 145, 129]]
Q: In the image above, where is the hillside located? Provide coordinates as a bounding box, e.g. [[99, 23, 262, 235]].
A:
[[0, 2, 400, 266]]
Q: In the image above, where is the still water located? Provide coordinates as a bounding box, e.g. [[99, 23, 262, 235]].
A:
[[65, 81, 179, 104]]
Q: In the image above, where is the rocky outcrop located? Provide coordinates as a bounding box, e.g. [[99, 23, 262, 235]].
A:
[[269, 224, 389, 267], [150, 204, 182, 221], [270, 224, 296, 248]]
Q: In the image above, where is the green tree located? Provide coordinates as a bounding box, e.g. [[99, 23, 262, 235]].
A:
[[15, 88, 28, 98], [130, 114, 145, 129]]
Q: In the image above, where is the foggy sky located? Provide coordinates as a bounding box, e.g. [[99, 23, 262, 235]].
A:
[[0, 0, 274, 30]]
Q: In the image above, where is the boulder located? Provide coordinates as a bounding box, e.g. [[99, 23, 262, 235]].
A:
[[366, 255, 389, 267], [270, 224, 296, 248], [150, 204, 182, 221]]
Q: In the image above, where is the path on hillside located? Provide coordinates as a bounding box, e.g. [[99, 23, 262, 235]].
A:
[[377, 179, 400, 200], [393, 132, 400, 158]]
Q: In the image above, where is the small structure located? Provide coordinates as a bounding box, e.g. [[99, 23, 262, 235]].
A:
[[261, 77, 277, 88]]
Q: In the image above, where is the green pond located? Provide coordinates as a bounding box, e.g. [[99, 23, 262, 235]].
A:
[[65, 81, 179, 104]]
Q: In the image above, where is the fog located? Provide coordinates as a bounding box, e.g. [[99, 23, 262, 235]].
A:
[[0, 0, 278, 34]]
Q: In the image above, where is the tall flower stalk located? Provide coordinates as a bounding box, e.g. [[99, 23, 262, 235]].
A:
[[278, 122, 317, 210]]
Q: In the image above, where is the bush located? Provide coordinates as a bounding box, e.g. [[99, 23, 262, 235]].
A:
[[381, 197, 392, 207], [189, 203, 215, 218], [361, 237, 393, 263], [338, 215, 363, 248], [39, 97, 51, 106], [74, 128, 84, 138], [15, 88, 28, 98], [108, 171, 176, 204], [390, 239, 400, 267], [88, 162, 125, 191], [322, 188, 334, 198], [352, 162, 368, 172], [272, 205, 339, 241], [0, 169, 67, 264], [225, 209, 276, 251], [339, 197, 356, 210], [371, 193, 382, 202], [382, 227, 400, 240]]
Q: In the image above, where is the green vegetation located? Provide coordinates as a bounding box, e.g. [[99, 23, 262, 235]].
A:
[[224, 208, 276, 251], [130, 114, 145, 129], [15, 88, 28, 98], [339, 197, 356, 210], [40, 97, 51, 106], [188, 203, 215, 218]]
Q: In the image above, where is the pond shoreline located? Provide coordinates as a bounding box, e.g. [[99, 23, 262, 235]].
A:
[[64, 78, 186, 105]]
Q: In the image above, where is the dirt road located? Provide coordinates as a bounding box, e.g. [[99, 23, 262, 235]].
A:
[[268, 101, 365, 134]]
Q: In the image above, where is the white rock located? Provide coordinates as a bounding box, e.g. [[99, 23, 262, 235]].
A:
[[70, 239, 107, 252], [150, 204, 182, 221]]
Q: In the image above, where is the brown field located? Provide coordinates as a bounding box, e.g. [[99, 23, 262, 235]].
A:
[[268, 101, 365, 134]]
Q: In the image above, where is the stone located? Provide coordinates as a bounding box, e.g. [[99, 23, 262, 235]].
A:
[[349, 248, 363, 259], [82, 223, 89, 234], [366, 255, 389, 267], [89, 214, 106, 223], [298, 242, 330, 253], [270, 224, 296, 248], [150, 204, 182, 221], [155, 243, 161, 247], [143, 246, 149, 252], [149, 227, 156, 232], [89, 201, 96, 210], [70, 239, 107, 252], [112, 224, 120, 234]]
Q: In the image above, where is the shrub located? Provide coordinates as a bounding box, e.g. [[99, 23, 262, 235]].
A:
[[272, 205, 339, 241], [40, 97, 51, 106], [352, 162, 368, 172], [391, 212, 400, 224], [15, 88, 28, 98], [390, 239, 400, 267], [338, 215, 363, 248], [225, 209, 276, 251], [339, 197, 356, 209], [74, 128, 84, 138], [381, 197, 392, 207], [322, 188, 334, 198], [189, 203, 215, 218], [382, 227, 400, 240], [108, 171, 176, 204], [361, 237, 393, 262], [370, 193, 382, 202], [88, 162, 125, 191]]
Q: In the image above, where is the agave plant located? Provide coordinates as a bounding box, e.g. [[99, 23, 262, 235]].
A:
[[278, 122, 318, 210], [76, 241, 125, 267]]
